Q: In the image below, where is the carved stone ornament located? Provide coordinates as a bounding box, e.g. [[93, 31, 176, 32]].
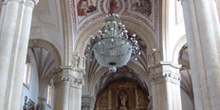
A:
[[150, 62, 182, 85], [147, 49, 161, 67], [54, 66, 84, 88], [72, 54, 86, 71]]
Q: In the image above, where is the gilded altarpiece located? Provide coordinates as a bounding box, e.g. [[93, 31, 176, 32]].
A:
[[95, 80, 150, 110]]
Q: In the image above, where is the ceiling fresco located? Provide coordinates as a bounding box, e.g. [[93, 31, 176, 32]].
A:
[[71, 0, 159, 38]]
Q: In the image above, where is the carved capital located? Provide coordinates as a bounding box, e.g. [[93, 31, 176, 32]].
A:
[[150, 61, 182, 85], [54, 66, 84, 88], [25, 0, 39, 7]]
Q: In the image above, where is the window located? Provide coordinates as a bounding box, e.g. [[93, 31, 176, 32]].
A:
[[23, 63, 32, 88], [47, 84, 52, 107]]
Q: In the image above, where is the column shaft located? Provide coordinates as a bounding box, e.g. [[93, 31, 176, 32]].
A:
[[182, 0, 220, 109], [0, 1, 20, 109], [54, 82, 70, 110], [181, 0, 207, 109], [9, 3, 34, 109], [0, 0, 37, 109]]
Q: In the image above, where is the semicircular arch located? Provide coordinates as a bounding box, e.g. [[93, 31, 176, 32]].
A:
[[28, 39, 62, 68], [74, 16, 158, 55], [173, 35, 187, 64], [89, 62, 151, 97]]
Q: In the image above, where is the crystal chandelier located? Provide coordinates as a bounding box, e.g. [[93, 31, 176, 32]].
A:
[[87, 0, 140, 73]]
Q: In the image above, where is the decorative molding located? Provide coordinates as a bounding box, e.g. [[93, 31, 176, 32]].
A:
[[150, 61, 182, 85]]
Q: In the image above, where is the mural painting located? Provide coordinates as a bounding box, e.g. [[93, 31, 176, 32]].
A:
[[131, 0, 152, 17], [77, 0, 97, 16]]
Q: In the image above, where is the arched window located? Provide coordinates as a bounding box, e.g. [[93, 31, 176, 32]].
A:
[[23, 55, 32, 88], [47, 82, 53, 107]]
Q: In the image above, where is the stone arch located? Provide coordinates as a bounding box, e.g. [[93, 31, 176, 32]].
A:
[[28, 39, 61, 68], [173, 35, 187, 64], [89, 63, 151, 98], [74, 16, 158, 56], [79, 16, 156, 98]]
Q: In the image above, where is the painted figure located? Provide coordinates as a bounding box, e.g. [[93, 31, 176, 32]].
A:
[[77, 0, 96, 16]]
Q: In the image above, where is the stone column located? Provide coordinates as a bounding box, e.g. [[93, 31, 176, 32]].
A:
[[54, 66, 84, 110], [82, 95, 95, 110], [181, 0, 220, 110], [150, 62, 182, 110], [0, 0, 38, 109]]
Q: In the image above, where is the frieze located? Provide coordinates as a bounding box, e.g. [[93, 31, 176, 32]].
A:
[[150, 62, 182, 85], [54, 67, 84, 88]]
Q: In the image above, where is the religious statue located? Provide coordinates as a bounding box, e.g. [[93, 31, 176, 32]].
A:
[[119, 92, 128, 109]]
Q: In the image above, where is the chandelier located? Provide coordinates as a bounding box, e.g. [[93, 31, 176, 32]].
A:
[[87, 0, 140, 73]]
